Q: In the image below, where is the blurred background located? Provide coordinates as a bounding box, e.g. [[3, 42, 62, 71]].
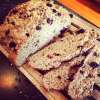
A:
[[0, 52, 46, 100], [77, 0, 100, 13]]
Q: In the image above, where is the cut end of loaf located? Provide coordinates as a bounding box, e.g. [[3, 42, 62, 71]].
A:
[[15, 0, 72, 66], [16, 14, 71, 66], [0, 0, 71, 66]]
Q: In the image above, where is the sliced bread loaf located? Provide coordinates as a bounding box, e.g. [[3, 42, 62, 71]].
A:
[[0, 0, 71, 66], [28, 29, 93, 70], [68, 43, 100, 99], [84, 43, 100, 87], [42, 50, 89, 90]]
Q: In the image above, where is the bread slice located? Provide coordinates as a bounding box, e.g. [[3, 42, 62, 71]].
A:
[[43, 52, 87, 90], [68, 44, 100, 99], [28, 29, 93, 70], [43, 65, 71, 90], [0, 0, 71, 66], [84, 43, 100, 87], [68, 65, 95, 99]]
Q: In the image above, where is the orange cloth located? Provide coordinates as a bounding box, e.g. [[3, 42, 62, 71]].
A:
[[59, 0, 100, 28]]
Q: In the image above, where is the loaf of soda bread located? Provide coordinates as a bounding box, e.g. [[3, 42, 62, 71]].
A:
[[0, 0, 71, 66]]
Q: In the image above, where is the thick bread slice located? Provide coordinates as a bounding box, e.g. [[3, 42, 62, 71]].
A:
[[68, 44, 100, 99], [68, 65, 95, 99], [43, 65, 71, 90], [0, 0, 71, 66], [28, 29, 93, 70], [42, 51, 88, 90], [84, 43, 100, 87]]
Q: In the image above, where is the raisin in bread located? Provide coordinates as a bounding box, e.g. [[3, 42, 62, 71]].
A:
[[43, 51, 88, 90], [28, 29, 93, 70], [68, 44, 100, 99], [0, 0, 71, 66]]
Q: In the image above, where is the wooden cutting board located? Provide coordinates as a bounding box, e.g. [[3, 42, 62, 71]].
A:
[[59, 0, 100, 28]]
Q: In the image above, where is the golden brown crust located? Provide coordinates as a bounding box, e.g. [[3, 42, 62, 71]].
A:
[[0, 0, 48, 49], [0, 0, 71, 66], [0, 0, 51, 64]]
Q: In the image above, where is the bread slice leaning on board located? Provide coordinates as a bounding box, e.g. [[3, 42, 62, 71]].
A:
[[28, 29, 94, 70], [0, 0, 71, 66], [68, 43, 100, 99]]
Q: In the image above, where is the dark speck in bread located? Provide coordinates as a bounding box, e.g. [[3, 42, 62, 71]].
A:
[[11, 21, 15, 25], [36, 25, 41, 30], [58, 28, 67, 38], [93, 84, 100, 91], [81, 49, 90, 56], [69, 13, 73, 18], [67, 29, 74, 35], [9, 41, 16, 49], [89, 62, 100, 68], [97, 74, 100, 77], [57, 76, 61, 80], [77, 45, 83, 49], [36, 40, 39, 43], [93, 52, 98, 57], [58, 33, 64, 38], [47, 18, 53, 25], [5, 29, 10, 36], [76, 28, 85, 34], [80, 70, 84, 74], [46, 3, 52, 7], [91, 29, 95, 32], [53, 53, 60, 56], [34, 43, 38, 47], [68, 75, 73, 81], [52, 9, 57, 13], [19, 12, 29, 19], [47, 54, 53, 59], [57, 12, 61, 16], [26, 33, 30, 37], [88, 74, 92, 78]]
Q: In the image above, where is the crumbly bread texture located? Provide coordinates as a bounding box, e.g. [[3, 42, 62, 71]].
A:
[[28, 29, 92, 70], [68, 44, 100, 99], [43, 65, 71, 90], [84, 43, 100, 87], [68, 65, 95, 99], [43, 50, 89, 90], [0, 0, 71, 66]]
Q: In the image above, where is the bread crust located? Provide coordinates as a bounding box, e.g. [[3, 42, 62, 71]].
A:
[[0, 0, 71, 65]]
